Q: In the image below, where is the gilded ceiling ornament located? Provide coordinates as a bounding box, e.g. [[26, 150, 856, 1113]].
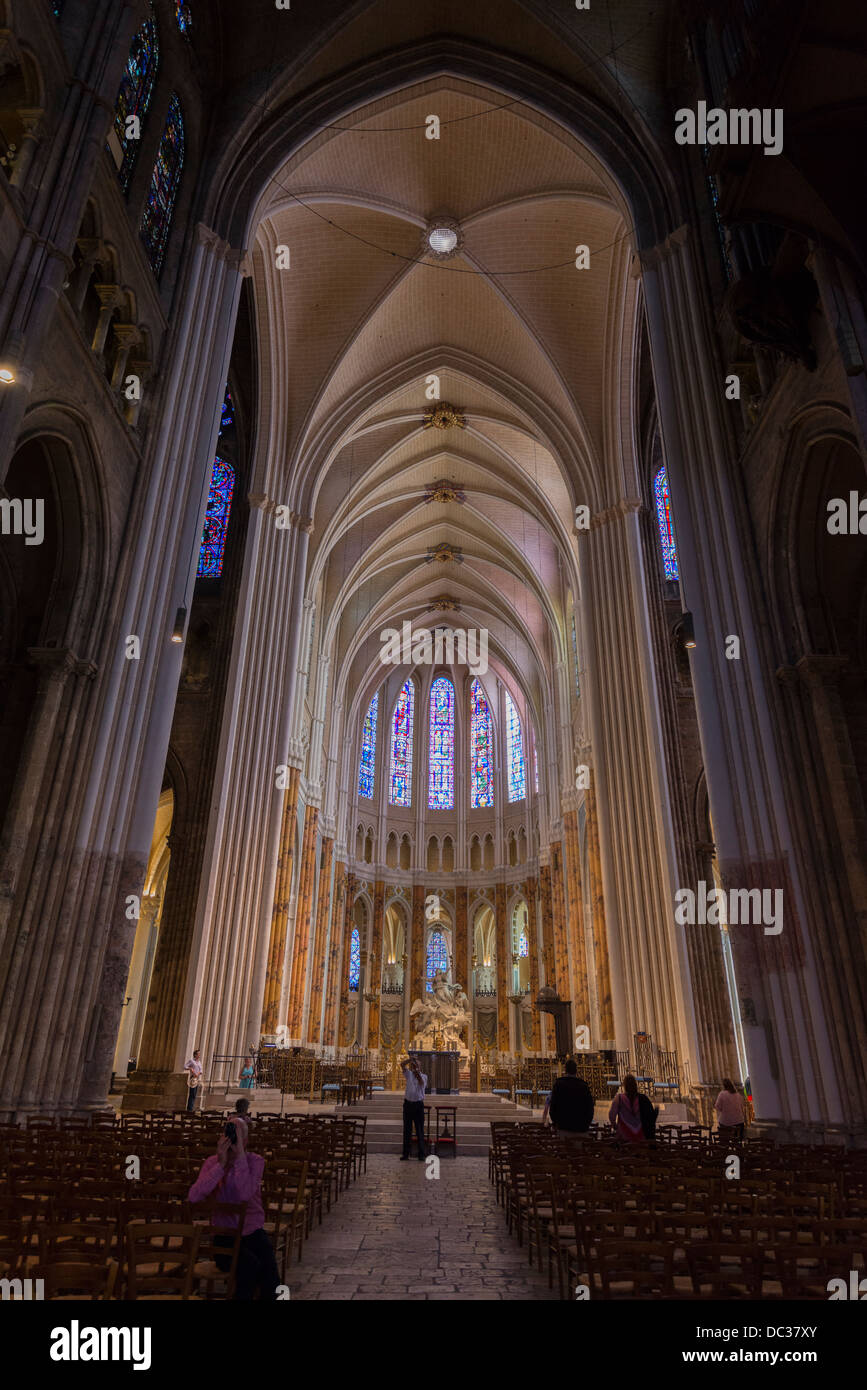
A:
[[425, 544, 463, 564], [427, 594, 461, 611], [422, 403, 466, 431], [424, 478, 467, 504]]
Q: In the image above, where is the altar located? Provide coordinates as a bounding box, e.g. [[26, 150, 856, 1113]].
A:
[[409, 1050, 460, 1094]]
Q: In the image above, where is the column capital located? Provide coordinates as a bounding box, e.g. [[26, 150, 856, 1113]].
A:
[[638, 224, 690, 272], [795, 653, 849, 688], [195, 223, 249, 274], [590, 497, 643, 529]]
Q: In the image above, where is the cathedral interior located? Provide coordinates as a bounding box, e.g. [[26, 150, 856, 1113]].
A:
[[0, 0, 866, 1316]]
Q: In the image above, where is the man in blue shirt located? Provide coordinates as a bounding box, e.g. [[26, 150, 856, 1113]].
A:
[[399, 1055, 428, 1160]]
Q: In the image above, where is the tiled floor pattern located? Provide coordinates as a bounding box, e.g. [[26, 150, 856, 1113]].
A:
[[286, 1155, 556, 1301]]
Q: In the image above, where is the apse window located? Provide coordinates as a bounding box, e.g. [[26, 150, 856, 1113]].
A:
[[469, 678, 494, 809], [426, 929, 449, 989], [389, 680, 414, 806], [428, 676, 454, 809], [505, 691, 526, 803], [197, 459, 235, 578], [358, 692, 378, 799]]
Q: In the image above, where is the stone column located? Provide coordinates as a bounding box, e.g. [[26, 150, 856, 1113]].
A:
[[322, 859, 347, 1048], [525, 876, 542, 1051], [495, 881, 509, 1051], [410, 883, 425, 1012], [562, 808, 589, 1030], [336, 873, 356, 1048], [539, 862, 555, 990], [455, 884, 468, 991], [366, 879, 385, 1048], [1, 223, 246, 1116], [641, 226, 846, 1127], [585, 782, 614, 1044], [307, 836, 335, 1044], [287, 804, 319, 1041], [550, 840, 570, 1001], [261, 765, 301, 1037]]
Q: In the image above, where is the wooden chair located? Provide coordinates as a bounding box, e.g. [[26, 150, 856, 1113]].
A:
[[685, 1242, 765, 1298], [38, 1221, 115, 1265], [29, 1259, 119, 1300], [773, 1244, 861, 1299], [592, 1238, 675, 1298], [262, 1159, 308, 1276], [190, 1202, 247, 1299], [125, 1222, 201, 1300]]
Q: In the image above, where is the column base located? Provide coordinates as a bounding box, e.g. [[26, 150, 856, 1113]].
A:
[[121, 1070, 194, 1112]]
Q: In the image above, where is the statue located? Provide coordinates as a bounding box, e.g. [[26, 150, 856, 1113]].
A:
[[410, 972, 471, 1055]]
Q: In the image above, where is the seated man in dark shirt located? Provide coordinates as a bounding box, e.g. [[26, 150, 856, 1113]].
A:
[[548, 1060, 595, 1139]]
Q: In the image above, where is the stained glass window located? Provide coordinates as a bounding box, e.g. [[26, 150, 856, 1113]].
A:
[[518, 929, 529, 958], [653, 465, 680, 581], [428, 677, 454, 809], [426, 930, 449, 990], [112, 14, 159, 192], [174, 2, 192, 35], [139, 92, 184, 276], [358, 693, 378, 799], [469, 679, 493, 809], [571, 611, 581, 697], [197, 458, 234, 578], [532, 727, 539, 794], [220, 387, 234, 430], [506, 692, 526, 802], [349, 927, 360, 991], [389, 680, 414, 806]]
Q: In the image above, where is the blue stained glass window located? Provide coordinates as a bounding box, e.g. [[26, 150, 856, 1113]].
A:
[[358, 693, 378, 799], [349, 927, 360, 991], [197, 458, 234, 578], [428, 677, 454, 810], [389, 680, 414, 806], [653, 466, 680, 581], [469, 679, 493, 809], [139, 92, 184, 276], [518, 929, 529, 958], [426, 930, 449, 991], [174, 2, 192, 35], [505, 692, 526, 803], [220, 387, 234, 430], [571, 611, 580, 698], [112, 14, 159, 192]]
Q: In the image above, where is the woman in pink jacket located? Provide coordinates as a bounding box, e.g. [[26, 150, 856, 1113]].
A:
[[188, 1117, 280, 1300], [608, 1075, 646, 1143]]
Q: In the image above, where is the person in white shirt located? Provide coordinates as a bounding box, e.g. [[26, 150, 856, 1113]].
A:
[[399, 1055, 428, 1160], [185, 1048, 203, 1112]]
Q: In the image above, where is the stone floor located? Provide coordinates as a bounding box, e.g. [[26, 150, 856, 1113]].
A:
[[285, 1155, 556, 1301]]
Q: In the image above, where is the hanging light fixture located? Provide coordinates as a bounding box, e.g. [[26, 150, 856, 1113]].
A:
[[681, 611, 697, 649], [171, 606, 187, 643]]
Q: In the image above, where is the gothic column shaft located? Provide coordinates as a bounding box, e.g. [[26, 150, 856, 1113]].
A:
[[0, 228, 243, 1115], [366, 880, 385, 1048], [287, 805, 319, 1039], [261, 767, 301, 1036], [337, 875, 357, 1048], [550, 841, 570, 1001], [563, 810, 590, 1028], [585, 784, 614, 1043], [525, 876, 541, 1050], [307, 836, 334, 1044], [642, 229, 846, 1124], [495, 881, 509, 1050], [322, 860, 347, 1046], [410, 883, 425, 1010]]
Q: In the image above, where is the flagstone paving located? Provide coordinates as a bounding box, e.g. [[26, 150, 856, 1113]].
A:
[[284, 1155, 556, 1301]]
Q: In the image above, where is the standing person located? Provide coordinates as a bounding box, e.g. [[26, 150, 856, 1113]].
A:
[[188, 1118, 280, 1300], [715, 1078, 746, 1142], [399, 1054, 427, 1161], [548, 1060, 595, 1141], [185, 1048, 203, 1112], [239, 1056, 255, 1090], [608, 1075, 646, 1144]]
